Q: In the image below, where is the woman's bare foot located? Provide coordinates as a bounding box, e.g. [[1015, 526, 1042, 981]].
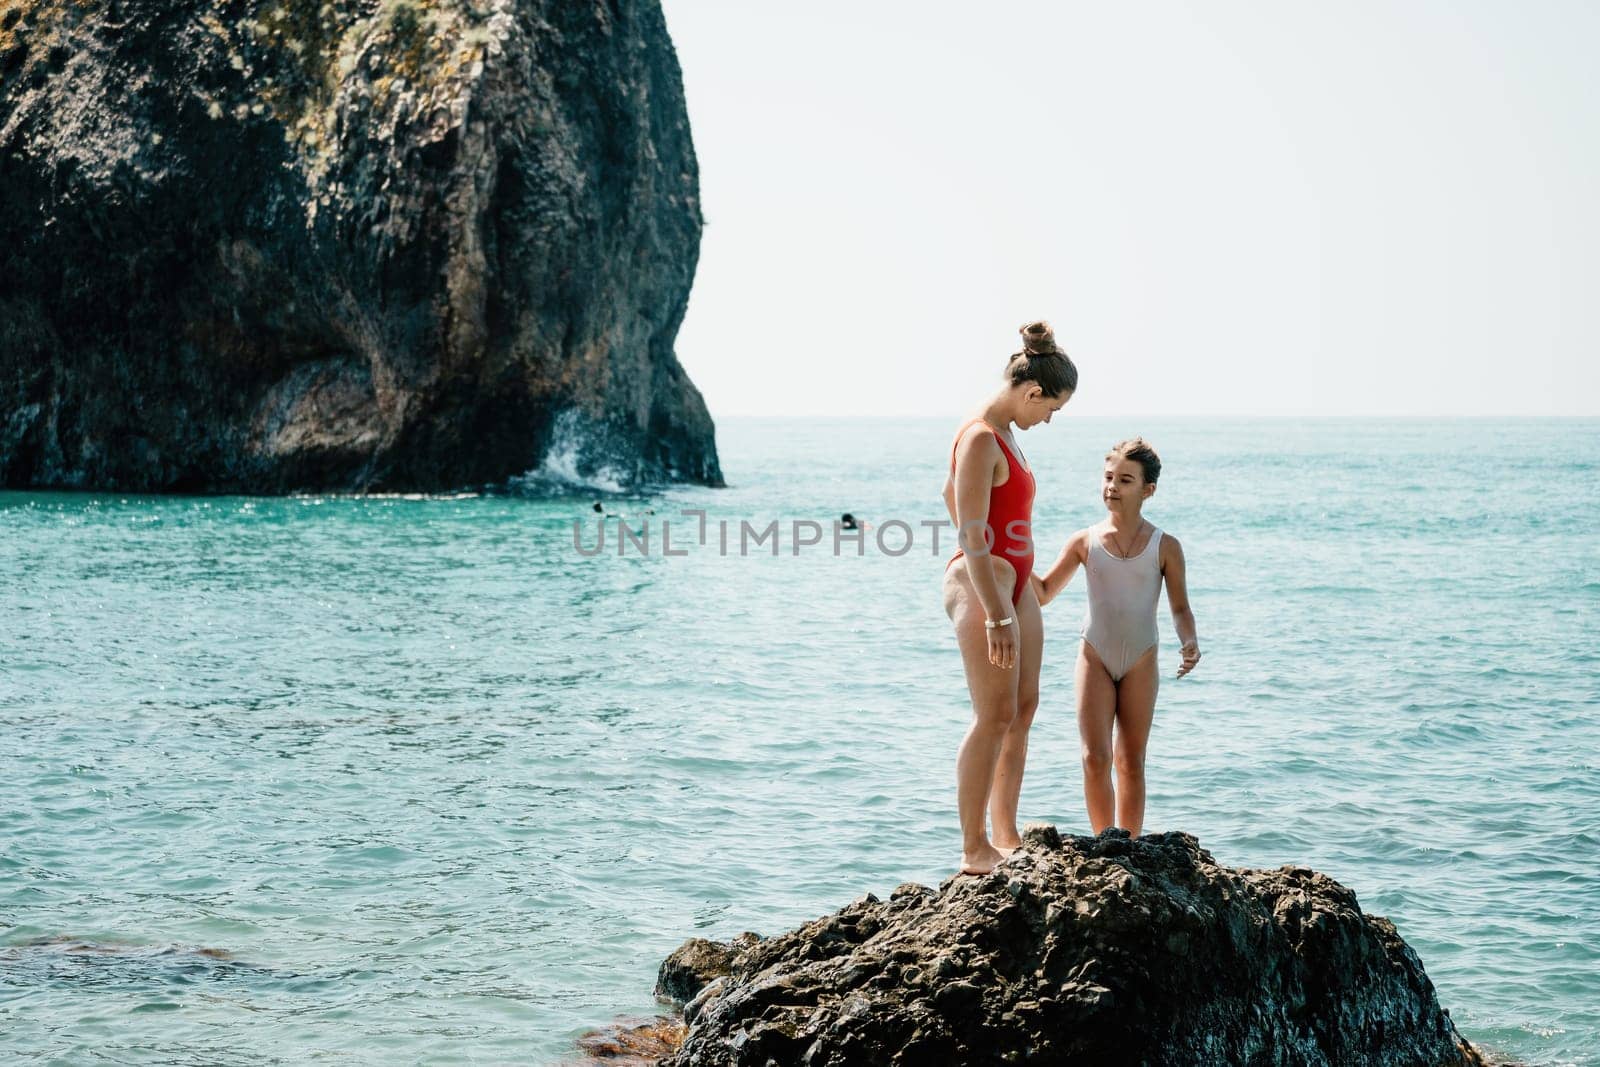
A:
[[959, 843, 1008, 876], [991, 828, 1023, 854]]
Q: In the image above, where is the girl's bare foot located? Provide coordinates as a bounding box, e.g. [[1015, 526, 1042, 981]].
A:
[[992, 828, 1022, 854], [959, 843, 1008, 876]]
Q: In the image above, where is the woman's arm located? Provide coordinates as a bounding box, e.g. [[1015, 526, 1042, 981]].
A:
[[1034, 531, 1087, 607], [1161, 534, 1201, 677], [951, 428, 1017, 668]]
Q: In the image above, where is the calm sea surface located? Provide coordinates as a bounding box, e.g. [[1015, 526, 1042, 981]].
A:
[[2, 417, 1597, 1065]]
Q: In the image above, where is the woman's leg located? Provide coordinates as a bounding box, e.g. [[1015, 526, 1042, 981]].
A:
[[988, 579, 1042, 851], [945, 558, 1020, 874], [1112, 646, 1159, 836], [1076, 641, 1118, 833]]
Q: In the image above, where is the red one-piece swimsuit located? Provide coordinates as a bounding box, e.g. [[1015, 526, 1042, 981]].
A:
[[945, 419, 1035, 605]]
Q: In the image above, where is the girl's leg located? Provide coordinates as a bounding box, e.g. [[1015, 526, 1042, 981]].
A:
[[988, 580, 1043, 851], [1076, 641, 1117, 833], [1111, 646, 1160, 836], [945, 559, 1021, 874]]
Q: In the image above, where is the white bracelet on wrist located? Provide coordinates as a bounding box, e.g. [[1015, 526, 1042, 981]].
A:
[[985, 616, 1014, 630]]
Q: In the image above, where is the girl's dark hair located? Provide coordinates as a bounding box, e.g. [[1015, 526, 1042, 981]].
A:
[[1107, 437, 1162, 485], [1005, 320, 1078, 397]]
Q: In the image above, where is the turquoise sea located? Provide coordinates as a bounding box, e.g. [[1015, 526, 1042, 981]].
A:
[[2, 417, 1597, 1065]]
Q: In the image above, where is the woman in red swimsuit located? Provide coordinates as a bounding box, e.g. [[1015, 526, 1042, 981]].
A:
[[942, 321, 1077, 876]]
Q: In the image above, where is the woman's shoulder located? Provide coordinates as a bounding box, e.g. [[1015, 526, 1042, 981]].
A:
[[953, 416, 997, 444], [951, 419, 1001, 460]]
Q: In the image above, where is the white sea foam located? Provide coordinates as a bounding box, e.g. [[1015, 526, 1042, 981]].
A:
[[509, 408, 630, 495]]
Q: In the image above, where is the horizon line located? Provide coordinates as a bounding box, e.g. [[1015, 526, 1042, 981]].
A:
[[709, 412, 1600, 420]]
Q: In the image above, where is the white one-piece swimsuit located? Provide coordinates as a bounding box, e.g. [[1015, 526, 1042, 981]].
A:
[[1081, 525, 1163, 682]]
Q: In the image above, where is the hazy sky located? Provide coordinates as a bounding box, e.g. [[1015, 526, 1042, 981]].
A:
[[658, 0, 1599, 417]]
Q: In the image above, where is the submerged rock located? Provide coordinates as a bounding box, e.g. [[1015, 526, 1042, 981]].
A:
[[0, 0, 720, 492], [571, 1015, 685, 1064], [659, 826, 1485, 1066], [0, 936, 285, 985]]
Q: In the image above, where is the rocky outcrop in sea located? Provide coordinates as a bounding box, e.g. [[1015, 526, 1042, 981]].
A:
[[0, 0, 720, 492], [654, 825, 1485, 1066]]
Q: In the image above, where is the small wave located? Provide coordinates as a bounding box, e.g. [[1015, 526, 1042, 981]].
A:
[[1293, 584, 1377, 596], [507, 409, 633, 496], [357, 491, 485, 501]]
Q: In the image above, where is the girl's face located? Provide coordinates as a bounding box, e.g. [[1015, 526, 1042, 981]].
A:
[[1019, 388, 1072, 430], [1103, 458, 1155, 510]]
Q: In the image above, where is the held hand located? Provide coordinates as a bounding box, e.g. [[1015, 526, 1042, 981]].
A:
[[1176, 641, 1201, 678], [987, 618, 1018, 671], [1029, 573, 1048, 607]]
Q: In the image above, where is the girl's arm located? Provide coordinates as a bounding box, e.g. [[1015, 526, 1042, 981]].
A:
[[1160, 533, 1201, 677], [1034, 530, 1088, 607], [951, 428, 1018, 669]]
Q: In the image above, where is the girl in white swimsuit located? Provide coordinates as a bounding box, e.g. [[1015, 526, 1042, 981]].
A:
[[1032, 438, 1201, 837]]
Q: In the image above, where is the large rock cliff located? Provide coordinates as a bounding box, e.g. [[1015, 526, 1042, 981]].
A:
[[655, 826, 1486, 1067], [0, 0, 721, 491]]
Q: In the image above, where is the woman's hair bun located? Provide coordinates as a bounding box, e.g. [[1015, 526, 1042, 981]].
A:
[[1019, 320, 1059, 356], [1005, 319, 1077, 396]]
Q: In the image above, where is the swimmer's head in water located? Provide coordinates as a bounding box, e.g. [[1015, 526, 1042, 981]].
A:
[[1005, 320, 1078, 400], [1106, 437, 1162, 486]]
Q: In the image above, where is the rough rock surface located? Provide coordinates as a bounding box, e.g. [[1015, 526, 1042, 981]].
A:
[[0, 0, 720, 491], [659, 825, 1485, 1067], [656, 933, 760, 1005]]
